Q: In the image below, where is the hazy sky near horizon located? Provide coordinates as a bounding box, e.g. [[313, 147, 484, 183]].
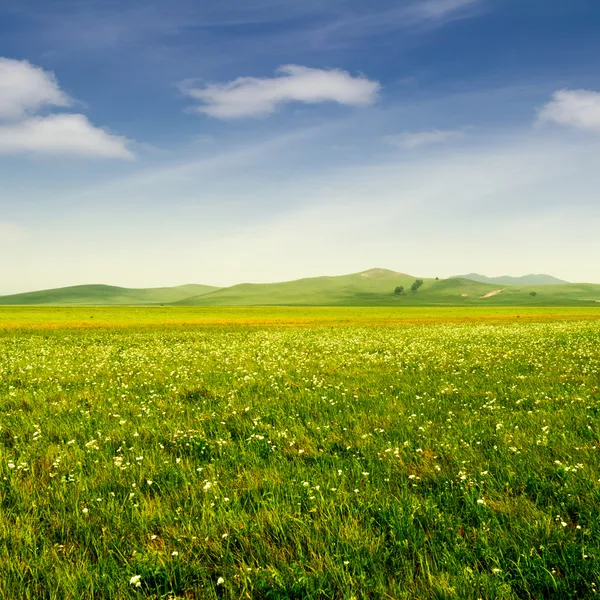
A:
[[1, 0, 600, 293]]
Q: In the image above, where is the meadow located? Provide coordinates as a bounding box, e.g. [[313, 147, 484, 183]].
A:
[[0, 307, 599, 598]]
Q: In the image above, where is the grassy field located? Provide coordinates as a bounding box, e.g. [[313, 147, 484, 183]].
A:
[[1, 305, 600, 330], [0, 307, 599, 598]]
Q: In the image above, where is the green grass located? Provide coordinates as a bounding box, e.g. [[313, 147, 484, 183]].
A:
[[0, 307, 599, 598], [0, 284, 219, 306], [2, 268, 600, 307]]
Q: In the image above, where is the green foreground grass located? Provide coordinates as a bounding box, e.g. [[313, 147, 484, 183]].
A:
[[0, 307, 599, 598]]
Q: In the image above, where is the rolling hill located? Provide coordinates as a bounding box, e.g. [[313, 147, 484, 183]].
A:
[[451, 273, 569, 286], [1, 269, 599, 306], [0, 284, 219, 306], [176, 269, 600, 307], [175, 268, 425, 306]]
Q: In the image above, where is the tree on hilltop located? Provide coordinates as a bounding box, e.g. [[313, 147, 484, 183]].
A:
[[394, 286, 404, 295]]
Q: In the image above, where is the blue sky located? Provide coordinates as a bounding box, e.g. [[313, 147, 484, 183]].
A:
[[1, 0, 600, 292]]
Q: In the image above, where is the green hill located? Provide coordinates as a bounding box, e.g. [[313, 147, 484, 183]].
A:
[[176, 269, 600, 307], [175, 270, 508, 306], [0, 284, 219, 306], [1, 269, 599, 307], [174, 268, 423, 306]]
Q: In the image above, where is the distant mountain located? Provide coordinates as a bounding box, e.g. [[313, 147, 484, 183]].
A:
[[450, 273, 569, 286], [0, 284, 219, 306]]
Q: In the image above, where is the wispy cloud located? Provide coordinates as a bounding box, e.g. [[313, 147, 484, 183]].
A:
[[180, 65, 380, 119], [63, 121, 333, 205], [306, 0, 485, 47], [538, 89, 600, 133], [386, 129, 464, 149], [14, 0, 331, 51], [0, 57, 134, 159], [13, 0, 488, 66], [412, 0, 482, 20]]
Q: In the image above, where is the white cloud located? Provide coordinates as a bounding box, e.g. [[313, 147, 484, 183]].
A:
[[0, 114, 133, 159], [0, 58, 71, 120], [538, 89, 600, 133], [181, 65, 380, 119], [0, 57, 134, 159], [386, 129, 463, 149]]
